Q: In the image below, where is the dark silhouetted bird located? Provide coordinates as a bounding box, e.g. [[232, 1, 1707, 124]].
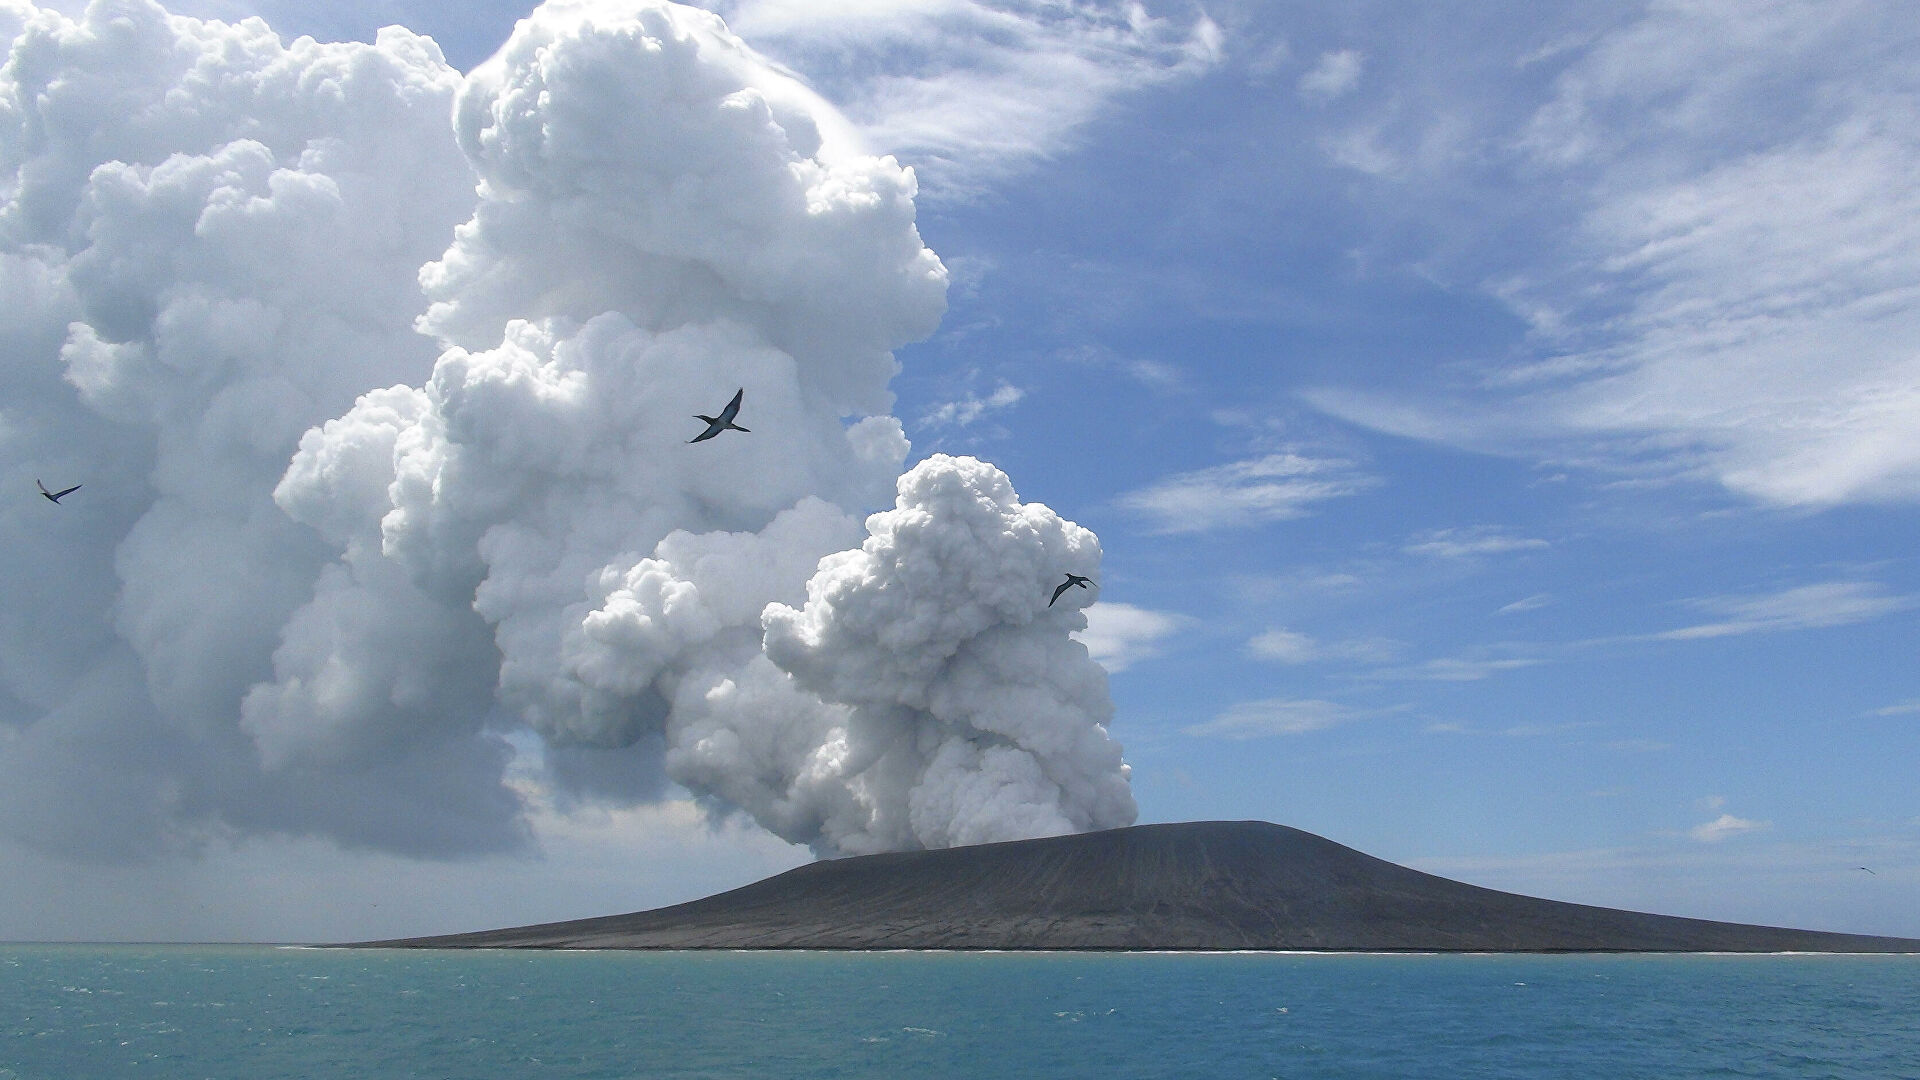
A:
[[37, 479, 80, 504], [690, 388, 749, 443], [1049, 573, 1093, 607], [1859, 867, 1877, 875]]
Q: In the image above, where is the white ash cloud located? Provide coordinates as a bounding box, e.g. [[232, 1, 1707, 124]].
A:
[[640, 454, 1134, 854], [0, 0, 1135, 861], [0, 0, 499, 857], [761, 454, 1134, 850]]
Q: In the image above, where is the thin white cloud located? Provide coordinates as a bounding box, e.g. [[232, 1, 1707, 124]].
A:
[[1245, 628, 1321, 663], [1245, 627, 1399, 665], [1240, 569, 1368, 598], [712, 0, 1224, 198], [1116, 451, 1376, 533], [1058, 343, 1185, 390], [1300, 386, 1519, 456], [1303, 4, 1920, 510], [1542, 114, 1920, 507], [1869, 699, 1920, 718], [920, 381, 1023, 428], [1379, 656, 1543, 682], [1497, 593, 1553, 615], [1425, 720, 1594, 739], [1073, 601, 1184, 673], [1690, 813, 1768, 844], [1183, 697, 1373, 739], [1654, 581, 1912, 641], [1319, 122, 1399, 176], [1298, 48, 1362, 101], [1404, 526, 1549, 559]]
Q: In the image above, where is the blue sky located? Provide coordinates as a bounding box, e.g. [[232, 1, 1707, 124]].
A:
[[3, 0, 1913, 941], [790, 0, 1919, 934], [730, 0, 1919, 932]]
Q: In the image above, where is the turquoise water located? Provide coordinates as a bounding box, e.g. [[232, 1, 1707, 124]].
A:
[[3, 947, 1917, 1079]]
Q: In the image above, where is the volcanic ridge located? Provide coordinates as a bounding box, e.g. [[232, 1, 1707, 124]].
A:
[[365, 821, 1917, 952]]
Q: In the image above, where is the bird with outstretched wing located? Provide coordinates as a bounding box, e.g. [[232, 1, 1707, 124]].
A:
[[37, 479, 80, 504], [1049, 573, 1093, 607], [690, 388, 750, 443]]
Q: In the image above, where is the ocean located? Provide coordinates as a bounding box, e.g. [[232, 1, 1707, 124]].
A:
[[4, 947, 1916, 1079]]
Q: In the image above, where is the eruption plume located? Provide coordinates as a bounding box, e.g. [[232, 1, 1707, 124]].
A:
[[0, 0, 1135, 861]]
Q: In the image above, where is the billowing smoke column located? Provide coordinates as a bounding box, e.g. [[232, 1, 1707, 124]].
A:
[[762, 456, 1134, 851], [0, 0, 1135, 860], [0, 0, 498, 857], [563, 452, 1131, 854]]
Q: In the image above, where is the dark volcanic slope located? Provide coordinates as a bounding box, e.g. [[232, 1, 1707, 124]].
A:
[[368, 821, 1918, 952]]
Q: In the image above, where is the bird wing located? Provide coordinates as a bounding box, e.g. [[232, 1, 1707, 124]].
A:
[[53, 484, 81, 500], [718, 388, 743, 423], [1049, 580, 1072, 606], [36, 479, 49, 496]]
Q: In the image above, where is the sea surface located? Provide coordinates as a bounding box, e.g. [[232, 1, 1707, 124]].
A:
[[3, 946, 1917, 1079]]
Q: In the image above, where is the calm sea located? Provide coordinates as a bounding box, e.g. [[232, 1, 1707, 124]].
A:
[[3, 946, 1916, 1079]]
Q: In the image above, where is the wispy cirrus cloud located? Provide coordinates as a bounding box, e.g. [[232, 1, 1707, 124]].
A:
[[1298, 48, 1362, 101], [1360, 581, 1907, 684], [1376, 655, 1544, 682], [1246, 627, 1400, 665], [1301, 3, 1920, 510], [1497, 593, 1553, 615], [1057, 343, 1185, 390], [1653, 581, 1913, 642], [713, 0, 1224, 198], [1183, 697, 1382, 740], [1403, 526, 1549, 559], [919, 381, 1023, 428], [1424, 719, 1594, 738], [1116, 451, 1376, 533], [1868, 699, 1920, 718]]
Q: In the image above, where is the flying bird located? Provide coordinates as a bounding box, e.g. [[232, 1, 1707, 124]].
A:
[[1049, 573, 1094, 607], [1858, 867, 1877, 875], [689, 388, 749, 443], [37, 479, 81, 504]]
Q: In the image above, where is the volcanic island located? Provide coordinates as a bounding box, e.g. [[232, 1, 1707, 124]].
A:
[[362, 821, 1918, 952]]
